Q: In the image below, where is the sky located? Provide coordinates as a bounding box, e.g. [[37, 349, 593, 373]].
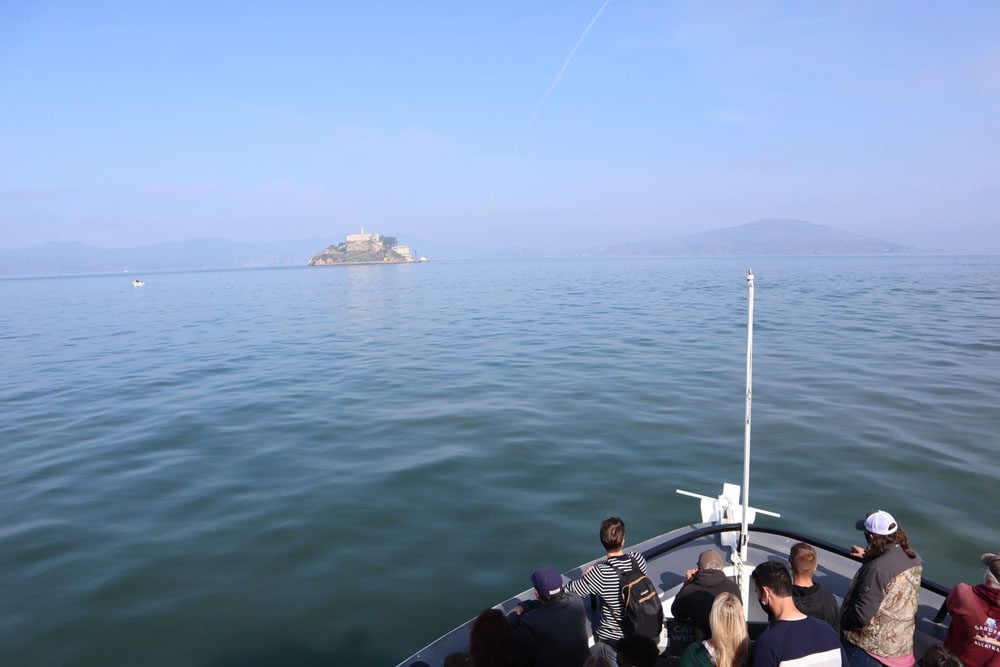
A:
[[1, 1, 998, 255]]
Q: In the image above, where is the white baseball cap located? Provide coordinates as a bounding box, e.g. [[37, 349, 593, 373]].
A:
[[856, 510, 898, 536]]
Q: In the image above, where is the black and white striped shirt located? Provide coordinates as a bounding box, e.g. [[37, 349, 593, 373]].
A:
[[566, 552, 649, 641]]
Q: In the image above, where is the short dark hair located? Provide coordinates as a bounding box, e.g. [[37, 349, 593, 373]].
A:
[[921, 644, 963, 667], [751, 561, 792, 597], [469, 609, 514, 666], [600, 517, 625, 551], [789, 543, 817, 576]]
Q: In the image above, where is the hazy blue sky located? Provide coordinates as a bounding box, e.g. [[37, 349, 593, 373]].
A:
[[1, 1, 998, 254]]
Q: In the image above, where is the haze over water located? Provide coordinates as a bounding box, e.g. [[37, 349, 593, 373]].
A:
[[2, 256, 999, 666]]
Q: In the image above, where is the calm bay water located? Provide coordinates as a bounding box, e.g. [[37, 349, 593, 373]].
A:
[[2, 256, 999, 666]]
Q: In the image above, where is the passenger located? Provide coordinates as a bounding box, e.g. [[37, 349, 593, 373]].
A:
[[507, 567, 590, 667], [942, 550, 1000, 666], [920, 644, 965, 667], [841, 510, 922, 667], [671, 549, 742, 640], [617, 635, 661, 667], [566, 516, 652, 662], [450, 608, 521, 667], [789, 542, 840, 632], [751, 561, 845, 667], [678, 592, 749, 667]]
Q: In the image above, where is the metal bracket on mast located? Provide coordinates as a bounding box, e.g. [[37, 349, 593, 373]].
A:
[[676, 484, 780, 540]]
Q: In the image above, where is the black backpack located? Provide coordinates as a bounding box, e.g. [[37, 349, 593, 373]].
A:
[[608, 555, 664, 640]]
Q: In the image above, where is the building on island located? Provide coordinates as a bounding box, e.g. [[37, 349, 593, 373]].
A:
[[345, 225, 379, 243], [308, 226, 423, 266]]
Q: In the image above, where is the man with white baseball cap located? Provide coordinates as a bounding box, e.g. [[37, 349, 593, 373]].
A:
[[942, 550, 1000, 666], [841, 510, 923, 667]]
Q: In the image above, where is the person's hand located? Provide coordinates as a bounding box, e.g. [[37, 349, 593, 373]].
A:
[[584, 563, 595, 575], [512, 605, 525, 616], [850, 545, 866, 559], [685, 567, 698, 582]]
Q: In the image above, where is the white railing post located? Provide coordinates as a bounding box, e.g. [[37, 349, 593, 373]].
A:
[[739, 269, 755, 615]]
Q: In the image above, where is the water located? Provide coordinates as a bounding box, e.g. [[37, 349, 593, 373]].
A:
[[2, 256, 998, 666]]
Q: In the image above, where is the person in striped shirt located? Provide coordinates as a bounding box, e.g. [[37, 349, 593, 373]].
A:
[[567, 516, 650, 662]]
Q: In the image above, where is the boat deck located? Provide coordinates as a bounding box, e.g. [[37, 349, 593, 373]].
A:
[[400, 523, 951, 667]]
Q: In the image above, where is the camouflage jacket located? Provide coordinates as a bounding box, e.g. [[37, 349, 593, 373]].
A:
[[842, 544, 922, 658]]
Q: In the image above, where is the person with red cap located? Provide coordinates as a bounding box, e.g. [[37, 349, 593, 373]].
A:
[[942, 551, 1000, 666], [841, 510, 923, 667], [508, 567, 590, 667]]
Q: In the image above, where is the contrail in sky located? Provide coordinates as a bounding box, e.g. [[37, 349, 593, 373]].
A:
[[513, 0, 613, 156]]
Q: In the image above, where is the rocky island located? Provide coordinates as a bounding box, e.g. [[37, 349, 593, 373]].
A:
[[308, 227, 425, 266]]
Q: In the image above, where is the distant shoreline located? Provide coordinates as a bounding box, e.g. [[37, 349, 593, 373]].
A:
[[2, 253, 995, 280]]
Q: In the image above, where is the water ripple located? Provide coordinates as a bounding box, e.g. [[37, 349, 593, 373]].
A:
[[1, 257, 999, 665]]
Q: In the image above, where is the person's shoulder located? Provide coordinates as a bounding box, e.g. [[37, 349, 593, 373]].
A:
[[560, 591, 586, 611], [623, 551, 647, 564], [679, 640, 708, 663], [797, 615, 840, 641], [800, 614, 833, 627], [754, 621, 781, 648], [585, 560, 620, 582], [680, 640, 704, 657], [947, 581, 974, 601], [758, 617, 832, 651], [815, 584, 837, 600], [771, 616, 830, 632], [597, 558, 622, 572], [607, 552, 646, 569], [886, 544, 921, 567]]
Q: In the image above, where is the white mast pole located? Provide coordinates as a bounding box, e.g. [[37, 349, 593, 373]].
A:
[[739, 269, 755, 611]]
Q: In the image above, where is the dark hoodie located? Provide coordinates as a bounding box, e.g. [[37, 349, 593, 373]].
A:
[[670, 568, 741, 639], [508, 591, 590, 667], [792, 582, 840, 633], [943, 582, 1000, 667]]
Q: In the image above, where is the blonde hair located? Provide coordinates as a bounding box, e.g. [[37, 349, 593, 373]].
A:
[[708, 592, 749, 667]]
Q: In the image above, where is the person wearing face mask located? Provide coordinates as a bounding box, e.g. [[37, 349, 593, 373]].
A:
[[751, 561, 845, 667]]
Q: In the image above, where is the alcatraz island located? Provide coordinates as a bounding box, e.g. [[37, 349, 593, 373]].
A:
[[308, 227, 427, 266]]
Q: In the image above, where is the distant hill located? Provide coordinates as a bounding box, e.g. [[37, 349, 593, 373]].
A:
[[491, 247, 541, 259], [594, 219, 924, 257], [0, 238, 329, 276], [0, 219, 927, 275]]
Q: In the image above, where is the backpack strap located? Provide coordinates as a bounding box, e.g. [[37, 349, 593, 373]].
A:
[[605, 555, 628, 574], [627, 553, 641, 574], [605, 553, 642, 573]]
